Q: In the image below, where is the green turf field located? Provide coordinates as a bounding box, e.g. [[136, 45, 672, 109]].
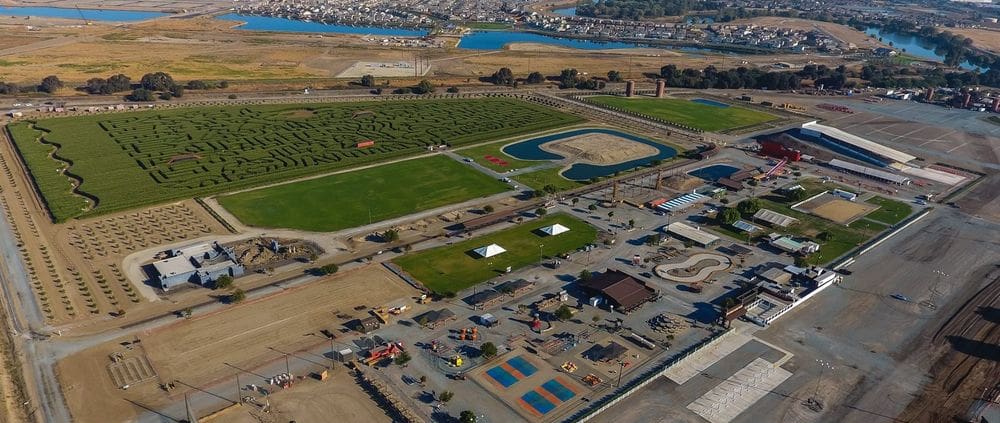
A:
[[587, 96, 778, 132], [8, 98, 580, 221], [394, 213, 596, 294], [512, 167, 585, 192], [217, 155, 509, 232], [864, 196, 913, 225]]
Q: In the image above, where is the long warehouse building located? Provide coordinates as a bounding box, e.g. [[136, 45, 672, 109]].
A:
[[800, 121, 916, 166]]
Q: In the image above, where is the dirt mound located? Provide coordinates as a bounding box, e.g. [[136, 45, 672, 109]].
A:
[[663, 175, 703, 191], [542, 133, 658, 165]]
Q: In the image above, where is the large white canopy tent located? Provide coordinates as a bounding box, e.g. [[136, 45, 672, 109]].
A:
[[473, 244, 506, 258], [540, 223, 570, 236]]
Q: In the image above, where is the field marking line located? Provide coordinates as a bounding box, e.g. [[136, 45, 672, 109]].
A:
[[891, 127, 928, 141], [174, 312, 302, 358], [946, 142, 968, 153]]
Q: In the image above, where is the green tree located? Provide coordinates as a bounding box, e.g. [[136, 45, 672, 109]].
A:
[[439, 391, 454, 403], [543, 184, 558, 194], [559, 68, 579, 89], [414, 79, 435, 94], [186, 80, 209, 90], [38, 75, 63, 93], [360, 74, 376, 87], [460, 411, 477, 423], [571, 197, 579, 206], [213, 275, 234, 290], [628, 219, 635, 228], [129, 88, 154, 102], [319, 263, 339, 275], [159, 91, 173, 101], [483, 205, 495, 213], [169, 84, 185, 98], [794, 255, 809, 267], [480, 342, 498, 359], [817, 231, 833, 242], [140, 72, 175, 91], [526, 71, 545, 84], [218, 80, 229, 88], [588, 204, 598, 212], [382, 229, 400, 242], [555, 304, 573, 321], [718, 207, 741, 225], [490, 67, 515, 85], [107, 74, 131, 92], [447, 86, 460, 93], [736, 198, 761, 215], [578, 269, 592, 280], [394, 351, 411, 366], [607, 211, 615, 221], [229, 288, 246, 304], [535, 207, 547, 216], [788, 189, 809, 202], [607, 70, 623, 82]]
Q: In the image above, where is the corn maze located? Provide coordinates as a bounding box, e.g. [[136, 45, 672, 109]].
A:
[[9, 98, 580, 221]]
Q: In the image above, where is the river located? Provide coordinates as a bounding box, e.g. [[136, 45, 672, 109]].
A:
[[864, 27, 985, 71]]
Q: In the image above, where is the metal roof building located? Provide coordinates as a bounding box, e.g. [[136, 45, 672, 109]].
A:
[[828, 159, 911, 185], [732, 220, 761, 233], [753, 209, 799, 227], [656, 192, 709, 212], [665, 222, 720, 247], [801, 122, 916, 164]]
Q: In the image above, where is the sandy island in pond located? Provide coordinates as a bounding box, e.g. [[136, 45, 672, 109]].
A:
[[539, 133, 659, 165]]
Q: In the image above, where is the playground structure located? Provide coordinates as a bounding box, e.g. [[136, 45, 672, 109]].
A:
[[653, 253, 732, 284], [364, 342, 405, 366]]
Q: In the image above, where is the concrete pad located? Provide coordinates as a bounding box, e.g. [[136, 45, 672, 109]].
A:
[[663, 331, 752, 384], [686, 358, 792, 423]]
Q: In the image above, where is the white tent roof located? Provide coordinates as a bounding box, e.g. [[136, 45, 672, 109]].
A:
[[540, 223, 570, 236], [473, 243, 506, 258]]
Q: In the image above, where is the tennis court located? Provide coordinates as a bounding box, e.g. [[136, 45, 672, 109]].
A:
[[518, 378, 579, 416], [484, 355, 539, 388]]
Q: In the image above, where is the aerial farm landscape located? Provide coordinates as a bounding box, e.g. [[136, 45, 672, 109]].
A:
[[0, 0, 998, 422]]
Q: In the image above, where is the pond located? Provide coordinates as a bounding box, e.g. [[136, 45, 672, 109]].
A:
[[217, 13, 430, 36], [502, 128, 677, 180], [0, 6, 167, 22], [688, 164, 739, 182], [864, 27, 985, 72], [690, 98, 730, 108]]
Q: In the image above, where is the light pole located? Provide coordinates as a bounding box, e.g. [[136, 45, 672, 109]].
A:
[[813, 359, 835, 400], [616, 360, 626, 388], [538, 244, 544, 265]]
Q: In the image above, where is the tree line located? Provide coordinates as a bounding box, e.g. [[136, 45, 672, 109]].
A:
[[0, 72, 230, 100]]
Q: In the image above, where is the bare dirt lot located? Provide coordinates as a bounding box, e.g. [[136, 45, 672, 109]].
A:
[[542, 133, 659, 165], [211, 365, 392, 423], [795, 194, 878, 224], [57, 265, 417, 422], [947, 28, 1000, 54]]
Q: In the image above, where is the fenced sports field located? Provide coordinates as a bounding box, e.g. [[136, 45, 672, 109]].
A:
[[8, 98, 580, 221]]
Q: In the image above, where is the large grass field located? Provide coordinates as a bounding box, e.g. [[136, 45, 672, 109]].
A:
[[512, 167, 586, 192], [864, 196, 913, 225], [8, 98, 580, 221], [217, 155, 509, 232], [587, 96, 778, 132], [394, 213, 596, 294]]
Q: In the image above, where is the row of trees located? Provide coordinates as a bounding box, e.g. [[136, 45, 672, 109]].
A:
[[487, 67, 619, 89], [660, 64, 803, 90], [0, 72, 231, 98]]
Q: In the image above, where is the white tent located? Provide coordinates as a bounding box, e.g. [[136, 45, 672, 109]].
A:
[[540, 223, 570, 236], [473, 244, 506, 258]]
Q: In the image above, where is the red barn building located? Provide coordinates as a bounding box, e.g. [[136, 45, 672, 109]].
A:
[[759, 140, 801, 162]]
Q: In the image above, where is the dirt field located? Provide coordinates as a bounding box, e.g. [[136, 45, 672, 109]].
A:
[[0, 15, 858, 88], [947, 28, 1000, 54], [211, 365, 392, 423], [336, 61, 429, 78], [541, 133, 659, 165], [57, 264, 418, 422], [795, 194, 878, 224], [898, 267, 1000, 422]]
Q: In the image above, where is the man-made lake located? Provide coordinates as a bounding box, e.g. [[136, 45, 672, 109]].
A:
[[502, 128, 677, 180], [690, 98, 730, 108], [688, 164, 739, 182], [217, 13, 429, 36], [0, 6, 166, 22], [864, 27, 983, 71]]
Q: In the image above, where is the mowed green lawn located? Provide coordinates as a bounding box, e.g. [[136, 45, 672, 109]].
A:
[[513, 167, 585, 192], [864, 196, 913, 225], [8, 98, 579, 222], [217, 155, 509, 232], [395, 213, 596, 294], [587, 96, 778, 132]]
